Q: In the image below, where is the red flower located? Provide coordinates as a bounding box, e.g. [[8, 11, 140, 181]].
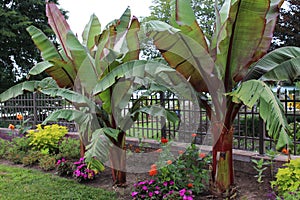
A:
[[187, 183, 193, 188], [151, 164, 157, 169], [8, 124, 15, 130], [149, 168, 158, 176], [161, 138, 168, 144], [199, 153, 206, 159], [191, 133, 197, 137], [167, 160, 172, 165], [178, 150, 184, 155]]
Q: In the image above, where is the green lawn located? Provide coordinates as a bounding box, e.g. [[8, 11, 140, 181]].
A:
[[0, 164, 116, 200]]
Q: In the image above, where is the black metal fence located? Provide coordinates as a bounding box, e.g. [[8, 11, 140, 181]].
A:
[[1, 89, 299, 155]]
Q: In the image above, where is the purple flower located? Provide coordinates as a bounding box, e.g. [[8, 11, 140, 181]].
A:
[[155, 186, 160, 190], [179, 188, 186, 196], [138, 181, 146, 186], [149, 192, 153, 197], [131, 191, 138, 197], [163, 181, 168, 186], [61, 158, 65, 162], [149, 179, 155, 185], [183, 195, 193, 200], [56, 160, 61, 165], [74, 169, 81, 177], [169, 180, 174, 185], [142, 186, 148, 191], [154, 190, 160, 194]]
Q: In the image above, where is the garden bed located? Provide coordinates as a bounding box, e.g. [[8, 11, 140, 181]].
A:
[[0, 128, 296, 199]]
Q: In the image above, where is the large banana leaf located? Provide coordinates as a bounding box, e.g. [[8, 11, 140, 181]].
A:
[[243, 47, 300, 82], [92, 60, 198, 102], [0, 78, 57, 102], [46, 2, 72, 60], [43, 109, 99, 145], [229, 80, 292, 150], [82, 14, 101, 52], [212, 0, 284, 85], [84, 128, 115, 164], [26, 26, 61, 61]]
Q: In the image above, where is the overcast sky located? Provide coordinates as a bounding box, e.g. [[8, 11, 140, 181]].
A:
[[58, 0, 152, 37]]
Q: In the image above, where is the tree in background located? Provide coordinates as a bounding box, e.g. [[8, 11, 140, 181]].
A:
[[0, 0, 66, 93], [272, 0, 300, 49]]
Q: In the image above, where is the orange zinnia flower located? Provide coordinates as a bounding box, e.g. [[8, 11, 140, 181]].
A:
[[167, 160, 172, 165], [282, 148, 289, 155], [187, 183, 193, 188], [16, 114, 23, 120], [135, 148, 141, 153], [155, 148, 162, 153], [8, 124, 15, 130], [191, 133, 197, 137], [149, 168, 158, 176], [151, 164, 157, 169], [199, 153, 206, 159], [161, 138, 168, 144], [178, 150, 184, 155]]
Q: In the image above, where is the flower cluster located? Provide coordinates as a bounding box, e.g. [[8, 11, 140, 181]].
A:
[[73, 157, 97, 182], [131, 179, 194, 200]]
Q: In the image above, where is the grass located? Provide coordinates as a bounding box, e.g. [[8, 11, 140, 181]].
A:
[[0, 164, 116, 200]]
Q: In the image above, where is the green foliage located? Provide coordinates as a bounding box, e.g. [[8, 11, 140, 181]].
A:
[[0, 164, 117, 200], [38, 154, 57, 171], [22, 150, 43, 166], [251, 158, 268, 183], [271, 158, 300, 199], [148, 143, 211, 196], [0, 0, 65, 93], [0, 138, 9, 158], [6, 137, 31, 164], [55, 158, 74, 177], [27, 124, 68, 153], [288, 121, 300, 154], [56, 138, 81, 160]]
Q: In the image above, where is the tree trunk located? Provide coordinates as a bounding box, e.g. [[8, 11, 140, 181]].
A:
[[80, 140, 85, 158], [110, 131, 126, 186], [211, 126, 234, 197]]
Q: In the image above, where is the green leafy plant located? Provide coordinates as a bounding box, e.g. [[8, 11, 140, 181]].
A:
[[141, 140, 211, 197], [55, 158, 74, 177], [0, 138, 9, 158], [271, 158, 300, 200], [27, 124, 68, 153], [22, 150, 43, 166], [38, 154, 57, 171], [288, 121, 300, 154], [57, 138, 81, 160], [251, 158, 268, 183], [6, 137, 31, 164]]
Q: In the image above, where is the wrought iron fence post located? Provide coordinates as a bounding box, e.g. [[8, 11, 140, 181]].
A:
[[258, 117, 265, 155], [33, 92, 37, 126], [160, 91, 166, 139]]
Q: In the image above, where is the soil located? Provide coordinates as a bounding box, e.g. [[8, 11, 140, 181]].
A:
[[0, 157, 274, 200]]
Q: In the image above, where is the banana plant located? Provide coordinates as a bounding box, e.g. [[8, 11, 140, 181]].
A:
[[0, 2, 179, 185], [143, 0, 300, 196]]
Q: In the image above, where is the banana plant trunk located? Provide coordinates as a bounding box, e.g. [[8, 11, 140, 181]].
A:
[[211, 126, 234, 196], [110, 131, 127, 186]]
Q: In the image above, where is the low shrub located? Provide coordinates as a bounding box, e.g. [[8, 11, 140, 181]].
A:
[[57, 138, 80, 160], [271, 158, 300, 199], [0, 138, 9, 158], [132, 138, 211, 199], [6, 137, 31, 164], [39, 154, 57, 171], [55, 158, 74, 177], [22, 150, 43, 166], [27, 124, 68, 153]]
